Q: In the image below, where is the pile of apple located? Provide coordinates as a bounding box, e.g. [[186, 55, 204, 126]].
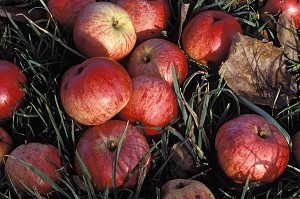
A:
[[0, 0, 299, 198]]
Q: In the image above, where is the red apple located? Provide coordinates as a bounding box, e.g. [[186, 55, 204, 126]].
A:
[[215, 114, 290, 184], [127, 38, 188, 87], [73, 2, 137, 61], [5, 142, 62, 195], [117, 75, 178, 136], [60, 57, 132, 126], [292, 131, 300, 167], [47, 0, 96, 30], [0, 127, 13, 166], [114, 0, 171, 43], [182, 10, 243, 67], [259, 0, 300, 29], [161, 179, 215, 199], [74, 120, 151, 191], [0, 60, 26, 120]]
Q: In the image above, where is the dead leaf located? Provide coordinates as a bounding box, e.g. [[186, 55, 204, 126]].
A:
[[178, 2, 190, 48], [277, 13, 300, 62], [219, 32, 297, 109]]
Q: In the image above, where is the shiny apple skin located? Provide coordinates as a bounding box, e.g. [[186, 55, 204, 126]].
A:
[[73, 2, 136, 61], [5, 142, 62, 195], [117, 75, 178, 136], [114, 0, 170, 43], [161, 179, 215, 199], [215, 114, 290, 184], [74, 120, 151, 191], [0, 60, 26, 120], [127, 38, 188, 87], [182, 10, 243, 66]]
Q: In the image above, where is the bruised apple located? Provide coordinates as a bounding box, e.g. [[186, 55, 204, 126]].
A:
[[5, 142, 62, 195], [0, 60, 26, 121], [127, 38, 188, 87], [182, 10, 243, 67], [161, 179, 215, 199], [73, 2, 136, 61], [215, 114, 290, 184], [60, 57, 132, 126], [74, 120, 151, 191], [118, 75, 178, 136], [114, 0, 171, 43], [47, 0, 95, 30]]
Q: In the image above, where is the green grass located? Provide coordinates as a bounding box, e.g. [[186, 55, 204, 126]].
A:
[[0, 0, 299, 198]]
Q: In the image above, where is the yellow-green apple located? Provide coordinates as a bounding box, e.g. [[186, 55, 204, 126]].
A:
[[5, 142, 62, 195], [60, 57, 132, 126], [292, 131, 300, 167], [215, 114, 290, 184], [47, 0, 96, 30], [161, 179, 215, 199], [73, 2, 137, 61], [117, 75, 178, 136], [259, 0, 300, 29], [113, 0, 170, 43], [127, 38, 188, 87], [0, 127, 13, 166], [74, 120, 151, 191], [182, 10, 243, 67], [0, 60, 26, 121]]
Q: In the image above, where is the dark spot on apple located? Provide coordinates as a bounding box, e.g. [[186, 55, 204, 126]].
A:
[[151, 31, 155, 35], [64, 83, 68, 91], [77, 66, 84, 75], [212, 17, 222, 23]]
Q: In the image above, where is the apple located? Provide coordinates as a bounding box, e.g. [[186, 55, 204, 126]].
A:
[[74, 120, 151, 191], [117, 75, 178, 136], [0, 127, 13, 166], [0, 60, 27, 121], [161, 179, 215, 199], [60, 57, 132, 126], [127, 38, 188, 87], [292, 131, 300, 167], [5, 142, 62, 195], [259, 0, 300, 29], [47, 0, 96, 30], [73, 2, 137, 61], [113, 0, 171, 43], [181, 10, 243, 67], [215, 114, 290, 184]]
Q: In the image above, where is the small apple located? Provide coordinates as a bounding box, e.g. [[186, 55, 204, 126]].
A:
[[127, 38, 188, 87], [292, 131, 300, 167], [60, 57, 132, 126], [0, 60, 27, 121], [74, 120, 151, 191], [161, 179, 215, 199], [259, 0, 300, 29], [215, 114, 290, 184], [5, 142, 63, 195], [117, 75, 178, 136], [47, 0, 96, 30], [113, 0, 171, 43], [73, 2, 137, 61], [0, 127, 13, 166], [182, 10, 243, 67]]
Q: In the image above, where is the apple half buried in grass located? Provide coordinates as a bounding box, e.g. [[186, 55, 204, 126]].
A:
[[117, 75, 178, 136], [74, 120, 151, 191], [60, 57, 132, 126], [0, 60, 27, 121], [5, 142, 63, 196], [215, 114, 290, 184], [73, 2, 137, 61], [127, 38, 188, 87]]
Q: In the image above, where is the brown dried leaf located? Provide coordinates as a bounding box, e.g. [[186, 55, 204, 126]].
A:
[[277, 13, 300, 62], [219, 32, 297, 108], [178, 2, 190, 47]]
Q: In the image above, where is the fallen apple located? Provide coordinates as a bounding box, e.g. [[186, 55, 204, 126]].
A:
[[0, 127, 13, 166], [215, 114, 290, 184], [73, 1, 137, 61], [60, 57, 132, 126], [74, 120, 151, 191], [127, 38, 188, 87]]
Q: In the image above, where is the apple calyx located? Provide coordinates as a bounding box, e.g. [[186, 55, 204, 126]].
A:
[[257, 124, 272, 139], [77, 66, 84, 75], [140, 56, 150, 63], [108, 140, 117, 151], [112, 18, 119, 29], [176, 181, 186, 189]]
